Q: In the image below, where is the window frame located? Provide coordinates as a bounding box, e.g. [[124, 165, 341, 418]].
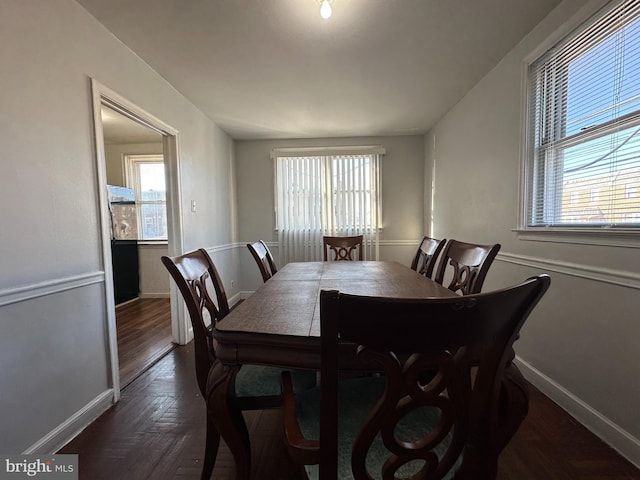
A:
[[272, 145, 384, 234], [124, 153, 168, 242], [517, 0, 640, 248]]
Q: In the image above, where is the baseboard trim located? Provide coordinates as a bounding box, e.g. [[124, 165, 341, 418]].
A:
[[138, 292, 170, 299], [115, 297, 139, 308], [238, 290, 253, 300], [24, 389, 114, 454], [514, 356, 640, 469], [228, 291, 252, 306]]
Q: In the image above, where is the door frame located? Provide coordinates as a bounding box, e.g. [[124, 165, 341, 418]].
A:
[[90, 78, 186, 401]]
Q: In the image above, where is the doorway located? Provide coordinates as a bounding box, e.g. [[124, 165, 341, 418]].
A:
[[102, 105, 174, 387], [91, 79, 185, 400]]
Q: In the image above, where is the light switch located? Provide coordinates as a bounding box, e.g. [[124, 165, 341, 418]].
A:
[[191, 200, 197, 212]]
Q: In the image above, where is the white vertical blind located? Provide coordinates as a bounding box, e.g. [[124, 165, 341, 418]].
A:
[[275, 152, 381, 263], [526, 0, 640, 227]]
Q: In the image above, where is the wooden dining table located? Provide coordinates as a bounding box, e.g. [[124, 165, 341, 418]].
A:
[[207, 260, 457, 479]]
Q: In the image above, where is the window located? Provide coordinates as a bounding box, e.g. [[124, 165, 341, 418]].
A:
[[125, 154, 167, 240], [570, 191, 579, 204], [273, 146, 383, 263], [524, 0, 640, 230]]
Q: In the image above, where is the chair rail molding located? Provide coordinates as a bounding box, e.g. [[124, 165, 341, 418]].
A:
[[0, 271, 105, 308], [497, 252, 640, 290], [205, 242, 239, 254], [249, 239, 418, 248]]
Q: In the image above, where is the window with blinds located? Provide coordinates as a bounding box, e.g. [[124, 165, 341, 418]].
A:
[[525, 0, 640, 229], [273, 146, 383, 263]]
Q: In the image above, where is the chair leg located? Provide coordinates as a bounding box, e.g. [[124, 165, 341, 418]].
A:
[[206, 361, 252, 480], [200, 413, 220, 480], [494, 363, 529, 453]]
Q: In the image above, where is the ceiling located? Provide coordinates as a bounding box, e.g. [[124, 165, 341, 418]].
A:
[[101, 105, 163, 144], [78, 0, 562, 140]]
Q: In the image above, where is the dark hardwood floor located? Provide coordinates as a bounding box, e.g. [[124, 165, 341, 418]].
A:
[[116, 297, 174, 388], [60, 344, 640, 480]]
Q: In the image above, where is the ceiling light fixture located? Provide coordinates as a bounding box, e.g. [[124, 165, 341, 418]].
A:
[[320, 0, 332, 19]]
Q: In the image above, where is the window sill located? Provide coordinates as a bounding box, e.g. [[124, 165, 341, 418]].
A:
[[137, 240, 169, 246], [513, 227, 640, 248]]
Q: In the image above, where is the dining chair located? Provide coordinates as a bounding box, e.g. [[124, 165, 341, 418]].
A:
[[410, 235, 447, 278], [247, 240, 278, 282], [433, 239, 501, 295], [323, 235, 363, 261], [281, 274, 550, 480], [161, 249, 316, 480]]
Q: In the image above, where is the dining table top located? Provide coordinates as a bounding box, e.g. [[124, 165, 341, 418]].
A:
[[207, 260, 526, 480], [214, 260, 456, 342]]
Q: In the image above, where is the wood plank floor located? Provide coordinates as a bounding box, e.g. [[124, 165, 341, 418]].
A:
[[116, 298, 174, 388], [60, 345, 640, 480]]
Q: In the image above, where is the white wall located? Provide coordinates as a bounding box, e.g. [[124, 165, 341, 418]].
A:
[[138, 244, 169, 297], [0, 0, 237, 453], [426, 0, 640, 465], [235, 136, 426, 291], [104, 142, 163, 186]]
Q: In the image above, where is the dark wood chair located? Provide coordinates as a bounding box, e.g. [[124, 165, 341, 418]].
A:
[[433, 239, 501, 295], [282, 274, 550, 480], [323, 235, 363, 261], [247, 240, 278, 282], [161, 249, 315, 480], [410, 235, 447, 278]]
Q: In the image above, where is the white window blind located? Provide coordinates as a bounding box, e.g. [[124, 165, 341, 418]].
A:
[[525, 0, 640, 229], [274, 147, 382, 263]]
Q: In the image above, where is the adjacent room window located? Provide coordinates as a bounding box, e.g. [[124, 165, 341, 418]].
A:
[[523, 0, 640, 230], [125, 154, 167, 240], [273, 146, 383, 263]]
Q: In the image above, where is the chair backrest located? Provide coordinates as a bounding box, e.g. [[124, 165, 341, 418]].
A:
[[161, 248, 230, 397], [323, 235, 363, 261], [318, 274, 550, 480], [433, 239, 501, 295], [410, 236, 447, 278], [247, 240, 278, 282]]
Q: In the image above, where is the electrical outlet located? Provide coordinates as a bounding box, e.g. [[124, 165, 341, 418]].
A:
[[191, 200, 197, 212], [231, 280, 235, 287]]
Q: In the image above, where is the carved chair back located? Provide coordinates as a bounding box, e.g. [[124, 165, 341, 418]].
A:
[[164, 248, 313, 479], [315, 275, 550, 479], [323, 235, 364, 261], [410, 236, 447, 278], [247, 240, 278, 282], [434, 239, 501, 295], [161, 248, 229, 397]]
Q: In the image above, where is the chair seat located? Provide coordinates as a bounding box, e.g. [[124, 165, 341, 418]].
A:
[[236, 365, 316, 397], [293, 376, 456, 480], [163, 247, 319, 479]]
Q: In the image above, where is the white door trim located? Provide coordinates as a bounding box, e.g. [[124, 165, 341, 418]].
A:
[[90, 78, 186, 402]]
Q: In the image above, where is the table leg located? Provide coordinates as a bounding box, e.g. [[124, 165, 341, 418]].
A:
[[206, 360, 251, 480]]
